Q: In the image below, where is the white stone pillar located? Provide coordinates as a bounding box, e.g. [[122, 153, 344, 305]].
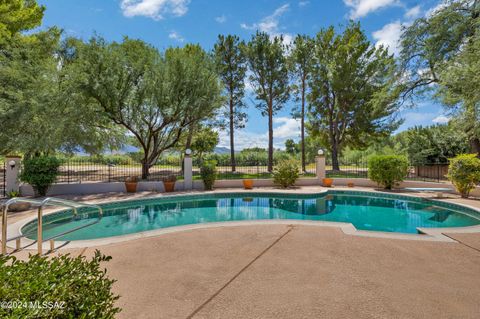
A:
[[315, 155, 325, 181], [5, 156, 21, 194], [183, 156, 193, 190]]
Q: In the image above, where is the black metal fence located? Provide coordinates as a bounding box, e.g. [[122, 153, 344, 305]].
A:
[[325, 157, 449, 182], [52, 155, 449, 184], [56, 157, 182, 184], [192, 156, 317, 180]]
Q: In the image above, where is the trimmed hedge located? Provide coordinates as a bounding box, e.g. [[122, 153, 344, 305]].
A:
[[368, 155, 408, 189], [447, 154, 480, 198]]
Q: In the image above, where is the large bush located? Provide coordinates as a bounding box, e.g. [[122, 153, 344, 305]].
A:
[[368, 155, 408, 189], [447, 154, 480, 198], [20, 156, 61, 196], [200, 160, 217, 190], [0, 250, 120, 319], [273, 159, 300, 188]]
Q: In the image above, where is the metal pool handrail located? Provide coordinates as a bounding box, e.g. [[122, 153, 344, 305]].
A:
[[1, 197, 103, 255]]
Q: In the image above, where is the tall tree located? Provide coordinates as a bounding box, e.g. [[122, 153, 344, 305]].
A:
[[213, 35, 247, 172], [76, 38, 223, 178], [245, 31, 290, 171], [399, 0, 480, 153], [289, 34, 314, 172], [0, 1, 121, 156], [308, 22, 401, 170]]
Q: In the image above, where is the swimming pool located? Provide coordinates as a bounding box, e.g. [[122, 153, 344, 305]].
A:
[[21, 191, 480, 241]]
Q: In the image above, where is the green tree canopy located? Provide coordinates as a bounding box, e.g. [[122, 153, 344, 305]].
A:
[[75, 37, 223, 178], [399, 0, 480, 153], [394, 123, 470, 165], [307, 22, 401, 170], [245, 31, 290, 171], [0, 0, 45, 43]]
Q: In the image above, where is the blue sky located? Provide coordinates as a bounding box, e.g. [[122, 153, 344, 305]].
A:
[[37, 0, 449, 150]]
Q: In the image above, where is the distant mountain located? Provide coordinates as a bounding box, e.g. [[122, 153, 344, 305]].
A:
[[214, 147, 231, 154]]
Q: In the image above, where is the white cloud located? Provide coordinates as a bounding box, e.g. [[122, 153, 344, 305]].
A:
[[344, 0, 400, 19], [273, 117, 301, 139], [215, 15, 227, 23], [168, 30, 184, 42], [404, 5, 421, 19], [240, 4, 293, 45], [120, 0, 189, 20], [372, 21, 402, 55], [298, 1, 310, 7], [432, 115, 450, 124]]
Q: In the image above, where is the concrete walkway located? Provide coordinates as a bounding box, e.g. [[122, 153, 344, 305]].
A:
[[71, 225, 479, 319]]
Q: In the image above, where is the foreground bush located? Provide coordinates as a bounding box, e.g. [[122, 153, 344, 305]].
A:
[[447, 154, 480, 198], [0, 251, 120, 319], [273, 159, 300, 188], [20, 156, 61, 196], [368, 155, 408, 189], [200, 160, 217, 190]]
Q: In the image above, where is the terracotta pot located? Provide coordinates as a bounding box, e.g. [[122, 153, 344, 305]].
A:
[[322, 178, 333, 187], [242, 179, 254, 189], [163, 181, 175, 192], [125, 182, 138, 193], [347, 182, 354, 188]]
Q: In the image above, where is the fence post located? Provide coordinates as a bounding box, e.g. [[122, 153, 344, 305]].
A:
[[315, 153, 326, 182], [183, 153, 193, 190], [5, 156, 21, 194]]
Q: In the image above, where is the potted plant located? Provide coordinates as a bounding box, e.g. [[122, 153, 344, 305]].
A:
[[242, 179, 254, 189], [125, 176, 138, 193], [322, 178, 333, 187], [162, 175, 177, 192], [6, 190, 31, 212]]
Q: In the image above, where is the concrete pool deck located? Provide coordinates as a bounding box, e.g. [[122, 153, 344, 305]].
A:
[[3, 186, 480, 318]]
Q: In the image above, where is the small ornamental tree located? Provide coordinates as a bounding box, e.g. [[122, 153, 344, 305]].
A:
[[20, 156, 60, 196], [273, 159, 300, 188], [368, 155, 408, 189], [447, 154, 480, 198], [200, 160, 217, 190]]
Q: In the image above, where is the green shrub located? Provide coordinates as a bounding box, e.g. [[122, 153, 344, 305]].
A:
[[20, 156, 61, 196], [200, 160, 217, 190], [273, 159, 300, 188], [0, 250, 120, 319], [447, 154, 480, 198], [368, 155, 408, 189]]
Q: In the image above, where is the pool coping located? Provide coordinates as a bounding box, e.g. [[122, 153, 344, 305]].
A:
[[7, 189, 480, 250]]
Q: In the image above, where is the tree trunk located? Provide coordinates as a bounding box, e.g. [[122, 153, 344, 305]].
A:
[[229, 97, 236, 172], [141, 161, 149, 180], [268, 103, 274, 172], [301, 78, 306, 172], [331, 143, 340, 171], [470, 137, 480, 156]]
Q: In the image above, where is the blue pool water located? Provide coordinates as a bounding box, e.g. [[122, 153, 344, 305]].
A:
[[22, 191, 480, 240]]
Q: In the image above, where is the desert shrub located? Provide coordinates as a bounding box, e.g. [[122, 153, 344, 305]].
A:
[[368, 155, 408, 189], [20, 156, 61, 196], [273, 159, 300, 188], [200, 160, 217, 190], [447, 154, 480, 198], [0, 250, 120, 319]]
